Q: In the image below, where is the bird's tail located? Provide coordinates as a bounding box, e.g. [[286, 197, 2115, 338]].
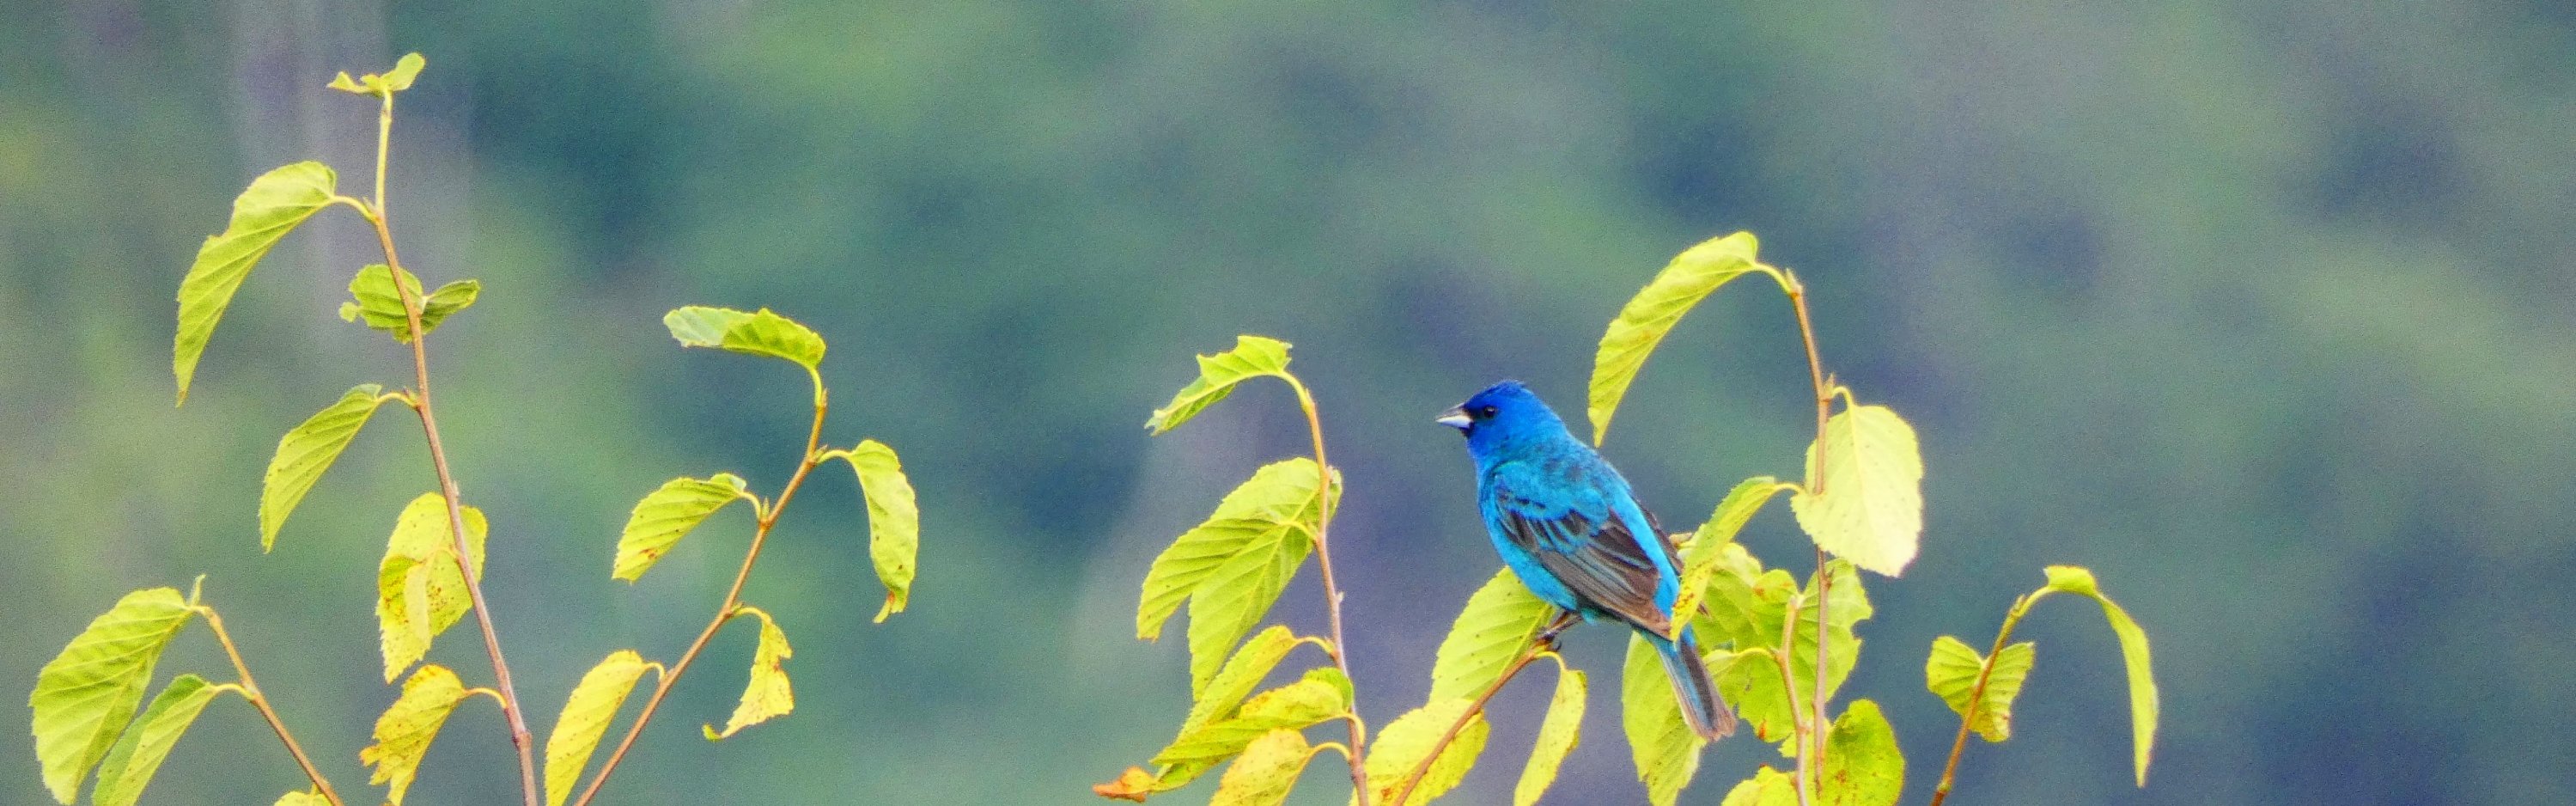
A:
[[1652, 630, 1737, 741]]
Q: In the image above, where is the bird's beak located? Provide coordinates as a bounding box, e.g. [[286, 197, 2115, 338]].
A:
[[1435, 406, 1472, 430]]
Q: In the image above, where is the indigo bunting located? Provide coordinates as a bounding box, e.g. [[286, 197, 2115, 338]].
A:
[[1439, 380, 1734, 740]]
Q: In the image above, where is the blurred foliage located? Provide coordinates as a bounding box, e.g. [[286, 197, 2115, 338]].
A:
[[2, 1, 2570, 804]]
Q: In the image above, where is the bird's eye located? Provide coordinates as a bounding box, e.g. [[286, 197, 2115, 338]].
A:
[[1480, 406, 1498, 418]]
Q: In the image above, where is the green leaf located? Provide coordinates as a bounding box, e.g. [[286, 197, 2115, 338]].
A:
[[28, 588, 196, 804], [273, 791, 329, 806], [1181, 626, 1306, 737], [612, 473, 749, 583], [375, 493, 489, 682], [2039, 565, 2159, 785], [1790, 405, 1926, 577], [261, 384, 391, 552], [339, 264, 480, 343], [1144, 335, 1293, 434], [362, 664, 474, 806], [1364, 699, 1490, 806], [1513, 663, 1586, 806], [1719, 766, 1798, 806], [1429, 567, 1553, 701], [328, 53, 427, 95], [837, 440, 919, 622], [1587, 231, 1763, 445], [1623, 634, 1706, 806], [1211, 728, 1313, 806], [1691, 555, 1871, 746], [1818, 699, 1903, 806], [92, 674, 225, 806], [706, 607, 793, 740], [1137, 458, 1336, 641], [1924, 637, 2036, 742], [1672, 476, 1787, 635], [174, 162, 338, 403], [545, 650, 654, 806], [1185, 528, 1312, 695], [381, 52, 426, 91], [662, 306, 825, 369], [1153, 669, 1350, 766]]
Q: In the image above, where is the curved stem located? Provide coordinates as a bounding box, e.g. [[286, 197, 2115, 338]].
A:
[[573, 390, 831, 806], [1282, 376, 1370, 806], [359, 92, 543, 806], [1927, 593, 2045, 806], [1385, 644, 1556, 806], [1764, 266, 1841, 791], [1777, 593, 1813, 806], [200, 606, 346, 806]]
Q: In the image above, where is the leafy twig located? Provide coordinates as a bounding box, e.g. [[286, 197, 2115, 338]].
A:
[[1926, 594, 2036, 806], [1281, 376, 1373, 805], [1384, 635, 1563, 806], [1762, 266, 1841, 790]]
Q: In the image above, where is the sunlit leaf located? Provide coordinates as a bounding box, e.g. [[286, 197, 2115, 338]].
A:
[[1143, 335, 1293, 434], [92, 674, 224, 806], [29, 588, 196, 804], [1818, 699, 1903, 806], [1364, 699, 1489, 806], [1719, 766, 1797, 806], [1924, 637, 2035, 742], [1672, 476, 1787, 635], [362, 664, 474, 806], [381, 52, 426, 92], [1185, 527, 1312, 695], [1154, 669, 1349, 766], [261, 383, 390, 552], [328, 53, 427, 95], [2039, 565, 2159, 785], [706, 607, 793, 740], [1790, 405, 1925, 577], [837, 440, 919, 621], [174, 162, 338, 403], [1182, 626, 1306, 737], [1513, 663, 1586, 806], [1429, 567, 1554, 702], [1137, 458, 1335, 641], [338, 264, 479, 343], [1210, 728, 1312, 806], [273, 791, 329, 806], [663, 306, 825, 369], [375, 493, 489, 682], [1695, 558, 1869, 747], [1587, 231, 1763, 445], [1093, 766, 1163, 802], [611, 473, 749, 583], [545, 650, 654, 806], [1623, 634, 1705, 806]]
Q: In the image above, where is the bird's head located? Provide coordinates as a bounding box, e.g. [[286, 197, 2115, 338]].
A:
[[1437, 380, 1571, 459]]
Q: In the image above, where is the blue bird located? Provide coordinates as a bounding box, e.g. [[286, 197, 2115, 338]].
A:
[[1439, 380, 1733, 740]]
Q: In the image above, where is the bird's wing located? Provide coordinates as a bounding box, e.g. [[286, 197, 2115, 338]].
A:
[[1487, 463, 1672, 633]]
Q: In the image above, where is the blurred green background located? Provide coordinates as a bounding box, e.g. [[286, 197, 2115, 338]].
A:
[[4, 2, 2571, 804]]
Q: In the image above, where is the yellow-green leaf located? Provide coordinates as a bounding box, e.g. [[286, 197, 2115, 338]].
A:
[[1363, 699, 1489, 806], [707, 607, 793, 740], [375, 493, 489, 682], [1702, 561, 1870, 747], [28, 588, 196, 804], [174, 162, 338, 403], [838, 440, 919, 621], [1790, 405, 1925, 577], [1144, 335, 1293, 434], [545, 650, 654, 806], [612, 473, 749, 583], [261, 384, 391, 552], [362, 664, 474, 806], [1513, 663, 1586, 806], [328, 53, 426, 95], [1672, 476, 1787, 635], [1137, 458, 1336, 641], [1719, 766, 1797, 806], [1430, 567, 1554, 701], [1210, 729, 1312, 806], [1154, 669, 1350, 766], [1181, 626, 1306, 737], [381, 52, 426, 92], [1818, 699, 1903, 806], [338, 264, 479, 343], [1588, 231, 1763, 445], [1623, 634, 1706, 806], [273, 791, 329, 806], [662, 306, 825, 369], [1924, 637, 2035, 742], [1185, 526, 1311, 694], [92, 674, 225, 806], [2039, 565, 2158, 786]]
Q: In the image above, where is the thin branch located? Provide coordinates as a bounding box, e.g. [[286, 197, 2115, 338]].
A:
[[1283, 376, 1371, 806], [1777, 593, 1813, 806], [1767, 266, 1842, 788], [1927, 594, 2039, 806], [200, 606, 346, 806], [573, 385, 831, 806], [358, 89, 542, 806], [1385, 642, 1559, 806]]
